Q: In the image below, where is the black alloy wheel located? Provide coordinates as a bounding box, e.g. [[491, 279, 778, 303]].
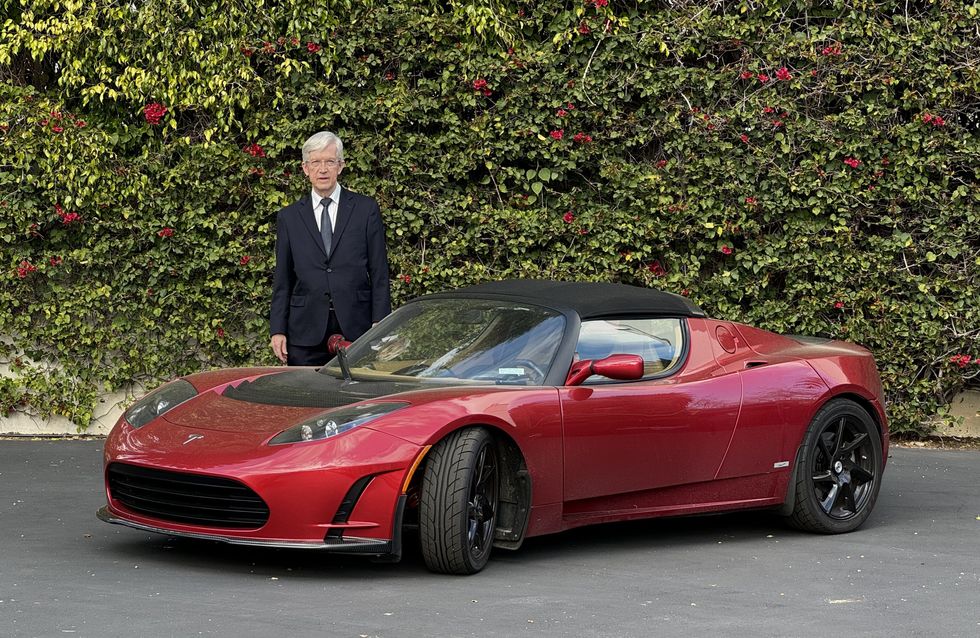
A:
[[420, 427, 500, 574], [787, 399, 883, 534]]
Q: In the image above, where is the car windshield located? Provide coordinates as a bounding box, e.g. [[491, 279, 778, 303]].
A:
[[321, 298, 566, 385]]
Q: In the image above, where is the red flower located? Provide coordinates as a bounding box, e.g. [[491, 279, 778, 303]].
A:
[[775, 67, 792, 81], [745, 197, 757, 205], [51, 125, 63, 133], [49, 256, 62, 267], [572, 132, 593, 143], [821, 44, 842, 56], [950, 354, 972, 368], [566, 103, 576, 110], [74, 119, 86, 128], [720, 245, 733, 255], [59, 211, 80, 224], [239, 255, 251, 266], [762, 106, 775, 114], [648, 261, 666, 277], [400, 274, 412, 283], [290, 37, 299, 46], [472, 78, 488, 91], [306, 42, 321, 53], [243, 143, 266, 158], [563, 211, 574, 223], [740, 133, 749, 143], [834, 301, 845, 309], [578, 228, 588, 235], [811, 69, 819, 77], [740, 71, 754, 79], [261, 41, 276, 54], [143, 102, 167, 125], [655, 159, 668, 168], [557, 108, 568, 117], [591, 0, 609, 7], [16, 260, 37, 279], [932, 115, 946, 127], [384, 71, 395, 81], [680, 289, 690, 297], [157, 227, 174, 238], [772, 119, 784, 128], [757, 73, 770, 83], [578, 22, 591, 34], [217, 327, 226, 338], [843, 157, 861, 169], [240, 46, 253, 57], [550, 129, 564, 140]]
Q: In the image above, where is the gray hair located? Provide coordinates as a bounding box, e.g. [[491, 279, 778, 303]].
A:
[[302, 131, 344, 162]]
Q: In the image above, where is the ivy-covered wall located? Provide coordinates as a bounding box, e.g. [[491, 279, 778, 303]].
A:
[[1, 0, 978, 432]]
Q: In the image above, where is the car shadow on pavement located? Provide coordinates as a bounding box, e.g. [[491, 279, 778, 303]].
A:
[[97, 507, 867, 577]]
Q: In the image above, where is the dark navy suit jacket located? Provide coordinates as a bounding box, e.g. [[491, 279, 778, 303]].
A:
[[270, 188, 391, 346]]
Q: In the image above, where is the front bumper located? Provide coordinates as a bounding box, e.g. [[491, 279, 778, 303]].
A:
[[97, 497, 406, 556]]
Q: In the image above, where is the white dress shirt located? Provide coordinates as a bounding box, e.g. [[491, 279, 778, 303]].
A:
[[311, 184, 341, 232]]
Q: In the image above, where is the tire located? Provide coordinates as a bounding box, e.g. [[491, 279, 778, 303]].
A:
[[419, 428, 499, 575], [787, 399, 883, 534]]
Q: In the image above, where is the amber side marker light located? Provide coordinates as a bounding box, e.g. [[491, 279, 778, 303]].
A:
[[402, 445, 433, 493]]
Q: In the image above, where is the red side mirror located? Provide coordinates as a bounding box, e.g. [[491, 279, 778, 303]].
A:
[[565, 354, 644, 386], [327, 333, 351, 354]]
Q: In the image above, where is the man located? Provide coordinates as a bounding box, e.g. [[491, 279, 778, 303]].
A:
[[269, 131, 391, 365]]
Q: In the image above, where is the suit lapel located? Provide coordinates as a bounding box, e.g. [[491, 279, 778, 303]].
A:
[[330, 189, 355, 256], [297, 195, 328, 257]]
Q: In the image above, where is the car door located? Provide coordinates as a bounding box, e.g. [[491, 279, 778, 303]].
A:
[[560, 317, 741, 503]]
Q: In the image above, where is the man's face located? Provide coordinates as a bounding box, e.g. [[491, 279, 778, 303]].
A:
[[302, 144, 344, 196]]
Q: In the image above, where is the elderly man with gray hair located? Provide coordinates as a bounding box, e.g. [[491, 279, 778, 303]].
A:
[[269, 131, 391, 365]]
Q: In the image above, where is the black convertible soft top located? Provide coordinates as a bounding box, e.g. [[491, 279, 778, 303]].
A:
[[419, 279, 705, 319]]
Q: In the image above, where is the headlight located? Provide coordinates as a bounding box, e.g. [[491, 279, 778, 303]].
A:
[[124, 379, 198, 428], [269, 402, 408, 446]]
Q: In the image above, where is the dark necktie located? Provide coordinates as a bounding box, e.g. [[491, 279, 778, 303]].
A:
[[320, 199, 332, 259]]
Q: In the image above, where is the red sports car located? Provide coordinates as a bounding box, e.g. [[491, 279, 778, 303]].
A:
[[99, 280, 888, 574]]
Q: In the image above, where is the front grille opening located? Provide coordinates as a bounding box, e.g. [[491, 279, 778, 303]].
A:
[[108, 463, 270, 529]]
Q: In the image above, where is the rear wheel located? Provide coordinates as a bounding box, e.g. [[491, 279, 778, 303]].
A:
[[420, 428, 499, 574], [787, 399, 882, 533]]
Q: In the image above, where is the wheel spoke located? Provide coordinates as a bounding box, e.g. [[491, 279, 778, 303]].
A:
[[472, 448, 487, 489], [817, 435, 834, 465], [467, 517, 478, 546], [839, 432, 868, 456], [839, 481, 857, 514], [831, 417, 845, 457], [819, 483, 839, 514], [850, 465, 875, 485], [811, 470, 835, 483]]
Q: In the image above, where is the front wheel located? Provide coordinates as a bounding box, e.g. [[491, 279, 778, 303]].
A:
[[787, 399, 883, 534], [419, 428, 499, 574]]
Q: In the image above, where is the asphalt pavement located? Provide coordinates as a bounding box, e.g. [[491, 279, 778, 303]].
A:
[[0, 440, 978, 637]]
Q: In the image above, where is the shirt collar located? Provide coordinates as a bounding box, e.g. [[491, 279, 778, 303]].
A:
[[312, 184, 341, 210]]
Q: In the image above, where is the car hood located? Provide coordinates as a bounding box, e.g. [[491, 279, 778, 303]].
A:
[[160, 369, 456, 434]]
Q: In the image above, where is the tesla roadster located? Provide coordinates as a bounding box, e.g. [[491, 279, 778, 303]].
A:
[[99, 280, 888, 574]]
